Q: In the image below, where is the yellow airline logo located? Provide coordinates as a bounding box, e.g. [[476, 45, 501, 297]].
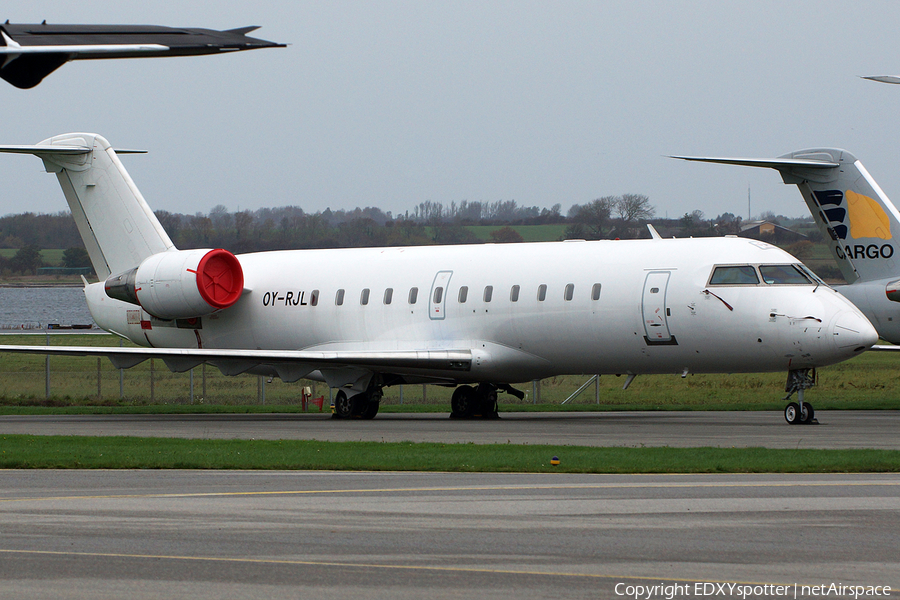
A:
[[846, 189, 891, 240]]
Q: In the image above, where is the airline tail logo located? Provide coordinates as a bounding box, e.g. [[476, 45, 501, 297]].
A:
[[847, 190, 891, 240], [813, 189, 894, 260]]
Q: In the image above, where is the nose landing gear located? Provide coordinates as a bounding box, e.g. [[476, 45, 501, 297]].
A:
[[783, 368, 817, 425]]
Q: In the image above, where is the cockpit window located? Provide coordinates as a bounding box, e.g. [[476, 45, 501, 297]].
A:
[[795, 263, 826, 286], [709, 265, 759, 285], [759, 264, 812, 285]]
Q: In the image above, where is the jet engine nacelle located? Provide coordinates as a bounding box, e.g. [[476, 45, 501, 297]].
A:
[[105, 249, 244, 320], [886, 279, 900, 304]]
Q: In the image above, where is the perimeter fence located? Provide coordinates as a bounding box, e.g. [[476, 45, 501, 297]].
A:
[[0, 332, 610, 408]]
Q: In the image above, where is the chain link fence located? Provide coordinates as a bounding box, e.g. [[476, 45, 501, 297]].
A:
[[0, 333, 604, 408]]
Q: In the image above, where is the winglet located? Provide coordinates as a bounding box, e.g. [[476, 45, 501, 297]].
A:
[[647, 224, 662, 239], [225, 26, 262, 35]]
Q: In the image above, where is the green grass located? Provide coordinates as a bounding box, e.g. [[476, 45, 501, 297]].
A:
[[1, 435, 898, 473], [0, 248, 65, 265], [464, 225, 569, 242], [1, 333, 900, 411]]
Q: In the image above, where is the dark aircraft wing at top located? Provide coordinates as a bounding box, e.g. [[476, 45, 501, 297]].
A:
[[0, 22, 285, 89]]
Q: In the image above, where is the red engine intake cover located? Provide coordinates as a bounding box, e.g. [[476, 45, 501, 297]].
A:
[[195, 249, 244, 309]]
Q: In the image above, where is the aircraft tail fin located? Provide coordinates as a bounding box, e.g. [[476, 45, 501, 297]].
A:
[[673, 149, 900, 285], [0, 133, 175, 279]]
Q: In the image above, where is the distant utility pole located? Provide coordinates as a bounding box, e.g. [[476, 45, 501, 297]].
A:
[[748, 185, 751, 220]]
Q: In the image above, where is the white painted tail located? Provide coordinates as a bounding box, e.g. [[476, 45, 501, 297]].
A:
[[0, 132, 174, 279]]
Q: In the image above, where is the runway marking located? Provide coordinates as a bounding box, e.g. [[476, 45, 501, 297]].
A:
[[0, 548, 801, 587], [1, 479, 899, 504]]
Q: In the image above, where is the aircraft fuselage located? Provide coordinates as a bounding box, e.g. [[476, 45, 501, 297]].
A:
[[85, 236, 874, 384]]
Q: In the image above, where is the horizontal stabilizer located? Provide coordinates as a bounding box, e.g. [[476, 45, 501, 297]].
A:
[[670, 155, 838, 170], [0, 144, 146, 156], [0, 143, 90, 155]]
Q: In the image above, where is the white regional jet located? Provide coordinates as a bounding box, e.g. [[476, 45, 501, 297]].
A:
[[673, 149, 900, 348], [0, 133, 879, 423]]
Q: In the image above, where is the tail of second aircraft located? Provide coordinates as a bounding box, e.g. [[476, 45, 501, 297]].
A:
[[0, 132, 174, 280], [673, 149, 900, 285]]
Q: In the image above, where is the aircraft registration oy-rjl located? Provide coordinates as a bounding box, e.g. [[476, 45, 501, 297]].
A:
[[0, 134, 878, 423]]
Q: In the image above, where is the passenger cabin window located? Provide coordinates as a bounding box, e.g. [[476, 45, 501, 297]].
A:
[[383, 288, 393, 305], [458, 286, 468, 303], [510, 285, 520, 302], [483, 286, 493, 302], [433, 287, 443, 304], [537, 284, 547, 302], [360, 288, 370, 305], [335, 289, 345, 306], [564, 283, 574, 301], [709, 265, 760, 285], [591, 283, 602, 301], [310, 290, 319, 307], [759, 265, 813, 285], [408, 287, 418, 304]]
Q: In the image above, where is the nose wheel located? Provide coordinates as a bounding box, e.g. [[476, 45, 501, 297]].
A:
[[783, 369, 818, 425]]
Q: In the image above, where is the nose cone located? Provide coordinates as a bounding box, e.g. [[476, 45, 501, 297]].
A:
[[832, 310, 878, 353]]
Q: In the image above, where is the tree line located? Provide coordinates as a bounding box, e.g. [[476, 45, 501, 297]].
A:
[[0, 197, 811, 276]]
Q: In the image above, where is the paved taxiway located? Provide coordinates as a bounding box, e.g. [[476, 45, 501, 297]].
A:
[[0, 471, 897, 599], [4, 413, 898, 598], [2, 410, 899, 448]]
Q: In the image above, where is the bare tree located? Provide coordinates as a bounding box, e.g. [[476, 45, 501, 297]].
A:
[[614, 193, 655, 223], [568, 196, 615, 239]]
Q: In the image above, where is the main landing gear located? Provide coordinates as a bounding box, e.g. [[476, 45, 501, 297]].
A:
[[332, 383, 382, 420], [783, 368, 817, 425], [450, 383, 524, 419]]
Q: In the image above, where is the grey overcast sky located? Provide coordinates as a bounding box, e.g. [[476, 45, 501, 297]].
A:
[[3, 1, 900, 222]]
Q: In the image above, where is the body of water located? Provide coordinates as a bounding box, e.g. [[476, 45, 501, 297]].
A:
[[0, 286, 96, 329]]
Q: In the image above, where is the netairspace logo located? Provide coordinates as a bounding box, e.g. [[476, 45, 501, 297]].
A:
[[613, 582, 892, 599]]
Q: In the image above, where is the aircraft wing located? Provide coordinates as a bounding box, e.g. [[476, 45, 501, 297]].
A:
[[0, 23, 285, 89], [869, 345, 900, 351], [0, 344, 472, 382]]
